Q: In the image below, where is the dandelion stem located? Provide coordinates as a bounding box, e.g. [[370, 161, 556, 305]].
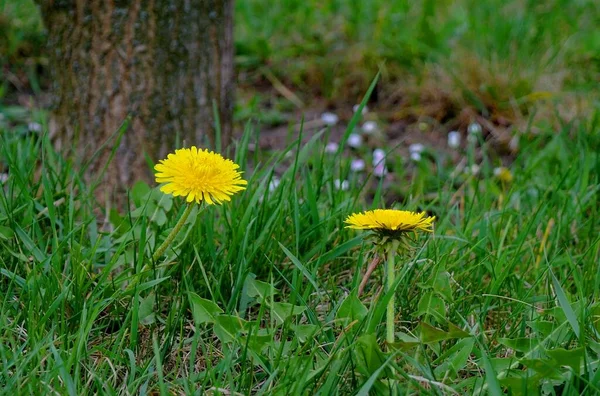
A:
[[386, 240, 400, 346], [152, 203, 195, 262]]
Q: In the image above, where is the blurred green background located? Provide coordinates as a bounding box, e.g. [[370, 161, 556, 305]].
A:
[[1, 0, 598, 133]]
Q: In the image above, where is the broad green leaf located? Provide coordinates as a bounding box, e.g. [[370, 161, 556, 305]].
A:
[[434, 338, 474, 378], [418, 322, 470, 344], [271, 302, 306, 324], [291, 324, 319, 343], [0, 225, 14, 240], [447, 322, 471, 338], [241, 332, 273, 354], [543, 306, 567, 323], [109, 209, 129, 234], [213, 314, 248, 344], [137, 198, 158, 217], [188, 292, 223, 325], [336, 293, 368, 325], [419, 322, 449, 343], [156, 192, 173, 211], [546, 347, 584, 374], [519, 358, 562, 379], [138, 292, 156, 326], [527, 320, 557, 337], [131, 181, 151, 207], [153, 209, 167, 226], [354, 334, 388, 377], [415, 291, 446, 322], [129, 207, 145, 218], [244, 274, 277, 301], [488, 358, 515, 373], [433, 271, 454, 302], [499, 374, 542, 396], [498, 337, 539, 353], [389, 331, 420, 351]]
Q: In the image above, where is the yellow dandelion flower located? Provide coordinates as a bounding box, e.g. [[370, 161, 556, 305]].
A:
[[345, 209, 435, 235], [345, 209, 435, 347], [155, 146, 247, 205]]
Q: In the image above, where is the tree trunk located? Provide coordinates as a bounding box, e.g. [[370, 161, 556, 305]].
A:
[[38, 0, 234, 203]]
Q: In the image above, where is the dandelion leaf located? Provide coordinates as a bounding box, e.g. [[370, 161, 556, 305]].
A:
[[336, 293, 368, 325], [188, 292, 223, 325]]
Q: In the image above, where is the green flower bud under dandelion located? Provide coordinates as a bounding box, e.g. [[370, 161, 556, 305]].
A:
[[345, 209, 435, 346], [152, 146, 247, 261]]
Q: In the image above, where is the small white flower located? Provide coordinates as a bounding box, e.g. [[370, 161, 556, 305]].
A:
[[493, 167, 502, 177], [468, 122, 482, 135], [448, 131, 461, 149], [372, 149, 386, 166], [0, 173, 8, 184], [353, 104, 368, 115], [410, 152, 422, 162], [325, 142, 339, 153], [373, 163, 388, 177], [350, 159, 366, 172], [268, 177, 280, 192], [361, 121, 378, 134], [373, 148, 386, 159], [28, 122, 42, 132], [347, 133, 363, 148], [334, 179, 350, 191], [321, 112, 339, 126], [409, 143, 425, 154]]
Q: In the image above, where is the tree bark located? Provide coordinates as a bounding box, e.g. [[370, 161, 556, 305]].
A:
[[38, 0, 234, 203]]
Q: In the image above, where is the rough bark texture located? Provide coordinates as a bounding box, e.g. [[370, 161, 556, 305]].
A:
[[39, 0, 234, 203]]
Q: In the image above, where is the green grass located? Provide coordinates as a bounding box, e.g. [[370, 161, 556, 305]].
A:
[[2, 106, 600, 393], [2, 0, 600, 394]]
